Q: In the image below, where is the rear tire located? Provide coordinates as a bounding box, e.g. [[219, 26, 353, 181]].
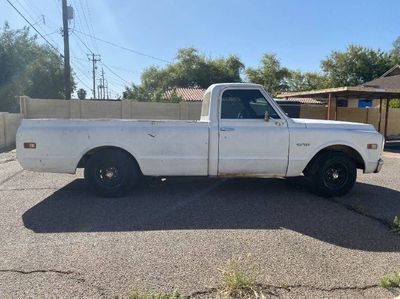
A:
[[306, 151, 357, 197], [84, 149, 140, 197]]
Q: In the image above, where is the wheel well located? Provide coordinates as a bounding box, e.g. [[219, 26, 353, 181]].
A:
[[304, 145, 365, 174], [77, 146, 139, 170]]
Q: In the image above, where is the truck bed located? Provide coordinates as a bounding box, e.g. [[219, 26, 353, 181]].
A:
[[17, 119, 210, 176]]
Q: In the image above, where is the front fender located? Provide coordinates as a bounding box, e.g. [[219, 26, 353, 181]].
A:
[[286, 136, 368, 177]]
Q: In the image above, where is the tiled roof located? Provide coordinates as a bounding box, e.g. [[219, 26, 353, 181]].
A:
[[164, 87, 323, 104], [276, 97, 323, 105], [163, 88, 206, 102]]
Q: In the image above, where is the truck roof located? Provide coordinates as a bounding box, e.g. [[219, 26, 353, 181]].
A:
[[208, 82, 263, 88]]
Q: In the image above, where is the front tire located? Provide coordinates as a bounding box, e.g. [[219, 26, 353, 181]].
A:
[[84, 149, 140, 197], [306, 151, 357, 197]]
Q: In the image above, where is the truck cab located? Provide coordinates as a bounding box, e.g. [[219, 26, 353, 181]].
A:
[[201, 83, 290, 177]]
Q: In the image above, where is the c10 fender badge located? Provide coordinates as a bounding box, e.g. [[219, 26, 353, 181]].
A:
[[296, 143, 310, 147]]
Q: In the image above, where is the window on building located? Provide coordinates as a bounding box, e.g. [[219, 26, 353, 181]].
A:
[[337, 99, 348, 107]]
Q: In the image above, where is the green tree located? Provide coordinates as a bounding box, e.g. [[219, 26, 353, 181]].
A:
[[0, 23, 72, 112], [389, 99, 400, 108], [123, 83, 162, 102], [390, 37, 400, 65], [245, 53, 291, 95], [321, 45, 392, 87], [285, 70, 329, 92], [124, 48, 244, 101], [77, 88, 87, 100]]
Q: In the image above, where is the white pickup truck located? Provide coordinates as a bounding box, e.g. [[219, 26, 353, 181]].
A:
[[17, 83, 384, 197]]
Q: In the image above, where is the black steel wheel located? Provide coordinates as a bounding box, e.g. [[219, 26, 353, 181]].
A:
[[84, 149, 140, 197], [306, 151, 357, 197]]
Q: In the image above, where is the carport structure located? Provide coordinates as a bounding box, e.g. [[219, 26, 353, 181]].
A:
[[277, 86, 400, 138]]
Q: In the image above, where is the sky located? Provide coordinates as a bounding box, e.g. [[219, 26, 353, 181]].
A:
[[1, 0, 400, 98]]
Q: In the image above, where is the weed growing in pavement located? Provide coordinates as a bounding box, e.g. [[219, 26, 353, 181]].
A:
[[219, 256, 265, 298], [391, 216, 400, 234], [127, 289, 185, 299], [122, 256, 268, 299], [380, 272, 400, 288]]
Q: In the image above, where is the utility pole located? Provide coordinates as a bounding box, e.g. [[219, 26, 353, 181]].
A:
[[98, 77, 103, 99], [105, 80, 109, 99], [88, 53, 101, 99], [101, 68, 105, 99], [62, 0, 72, 100]]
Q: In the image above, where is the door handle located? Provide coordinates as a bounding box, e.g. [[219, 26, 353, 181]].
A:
[[220, 127, 235, 132]]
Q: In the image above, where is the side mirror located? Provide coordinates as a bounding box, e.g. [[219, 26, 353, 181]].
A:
[[264, 111, 270, 122]]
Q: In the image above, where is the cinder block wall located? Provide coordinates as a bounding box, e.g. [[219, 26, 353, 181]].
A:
[[0, 113, 22, 150], [0, 96, 395, 151], [299, 105, 400, 136], [20, 97, 203, 121]]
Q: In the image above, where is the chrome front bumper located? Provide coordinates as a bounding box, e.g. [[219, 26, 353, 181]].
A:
[[374, 158, 384, 173]]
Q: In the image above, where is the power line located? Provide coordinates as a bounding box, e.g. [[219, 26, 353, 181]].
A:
[[72, 26, 130, 93], [71, 35, 130, 87], [74, 29, 172, 63], [71, 0, 91, 51], [103, 75, 128, 89], [72, 33, 121, 97], [5, 0, 63, 57], [71, 69, 91, 90], [71, 57, 92, 80], [15, 0, 59, 46], [43, 30, 60, 37], [20, 0, 58, 29], [53, 0, 62, 15], [71, 36, 90, 59], [100, 61, 130, 85], [79, 0, 98, 53], [72, 30, 93, 53], [103, 63, 138, 74], [72, 56, 138, 74]]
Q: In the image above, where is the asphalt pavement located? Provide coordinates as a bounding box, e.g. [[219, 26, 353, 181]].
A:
[[0, 149, 399, 298]]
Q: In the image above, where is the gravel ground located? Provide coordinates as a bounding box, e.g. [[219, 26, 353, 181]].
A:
[[0, 149, 399, 298]]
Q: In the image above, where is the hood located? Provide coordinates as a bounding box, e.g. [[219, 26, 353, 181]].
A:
[[291, 118, 376, 131]]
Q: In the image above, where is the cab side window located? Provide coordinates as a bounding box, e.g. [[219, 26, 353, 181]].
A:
[[221, 89, 280, 119]]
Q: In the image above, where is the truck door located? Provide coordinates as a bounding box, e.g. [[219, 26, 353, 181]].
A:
[[218, 88, 289, 176]]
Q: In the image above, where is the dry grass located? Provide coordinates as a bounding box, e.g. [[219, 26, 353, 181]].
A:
[[380, 272, 400, 288], [219, 256, 267, 298], [125, 256, 269, 299], [127, 289, 185, 299]]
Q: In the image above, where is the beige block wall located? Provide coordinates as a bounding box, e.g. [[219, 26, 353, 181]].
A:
[[4, 113, 22, 146], [0, 113, 22, 150], [187, 102, 203, 119], [0, 113, 5, 149], [20, 97, 200, 121], [80, 101, 122, 119], [17, 97, 400, 138], [300, 105, 400, 136], [337, 108, 368, 123], [132, 102, 181, 119], [25, 98, 71, 118], [387, 109, 400, 136]]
